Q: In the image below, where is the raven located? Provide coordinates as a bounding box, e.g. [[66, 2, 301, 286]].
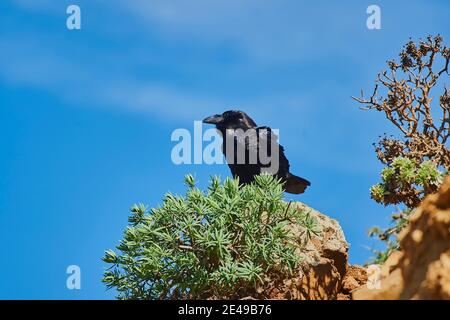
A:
[[203, 110, 310, 194]]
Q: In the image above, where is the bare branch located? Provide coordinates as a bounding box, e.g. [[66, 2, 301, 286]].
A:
[[355, 35, 450, 169]]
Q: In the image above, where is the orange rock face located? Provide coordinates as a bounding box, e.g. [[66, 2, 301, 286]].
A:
[[353, 175, 450, 300], [259, 203, 367, 300]]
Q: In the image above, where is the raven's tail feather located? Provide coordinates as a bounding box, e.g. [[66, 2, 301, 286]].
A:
[[285, 173, 311, 194]]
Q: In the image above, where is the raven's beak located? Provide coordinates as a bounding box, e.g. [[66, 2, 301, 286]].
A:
[[202, 114, 223, 124]]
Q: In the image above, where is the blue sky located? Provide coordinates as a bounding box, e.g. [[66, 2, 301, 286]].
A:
[[0, 0, 448, 299]]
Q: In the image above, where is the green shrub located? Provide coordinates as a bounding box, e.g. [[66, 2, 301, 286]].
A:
[[368, 157, 444, 263], [370, 157, 444, 208], [102, 174, 320, 299]]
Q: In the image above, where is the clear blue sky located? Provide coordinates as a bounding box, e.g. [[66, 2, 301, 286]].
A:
[[0, 0, 448, 299]]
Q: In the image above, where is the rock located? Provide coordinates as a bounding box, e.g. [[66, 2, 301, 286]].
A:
[[345, 265, 368, 285], [342, 275, 360, 292], [353, 175, 450, 300], [261, 202, 352, 299], [338, 265, 367, 299]]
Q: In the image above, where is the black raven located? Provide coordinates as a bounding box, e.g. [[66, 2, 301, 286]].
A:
[[203, 110, 310, 194]]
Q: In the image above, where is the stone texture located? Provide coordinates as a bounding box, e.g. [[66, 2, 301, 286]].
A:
[[353, 175, 450, 300], [260, 202, 361, 300]]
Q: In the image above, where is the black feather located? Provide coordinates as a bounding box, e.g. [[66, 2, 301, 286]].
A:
[[203, 110, 310, 194]]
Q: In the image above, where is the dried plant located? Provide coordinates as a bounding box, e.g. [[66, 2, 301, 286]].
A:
[[354, 35, 449, 169], [354, 35, 449, 263]]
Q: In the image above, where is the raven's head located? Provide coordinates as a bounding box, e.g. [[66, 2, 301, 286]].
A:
[[203, 110, 257, 130]]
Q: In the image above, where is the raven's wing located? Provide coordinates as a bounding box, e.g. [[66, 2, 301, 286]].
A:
[[256, 126, 310, 193], [221, 125, 310, 192], [253, 126, 290, 179], [222, 129, 260, 184]]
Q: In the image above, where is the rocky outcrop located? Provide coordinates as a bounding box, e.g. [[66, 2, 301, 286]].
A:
[[353, 175, 450, 300], [260, 202, 366, 300]]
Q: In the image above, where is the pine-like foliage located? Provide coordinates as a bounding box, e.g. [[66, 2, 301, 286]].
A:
[[102, 174, 320, 299]]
